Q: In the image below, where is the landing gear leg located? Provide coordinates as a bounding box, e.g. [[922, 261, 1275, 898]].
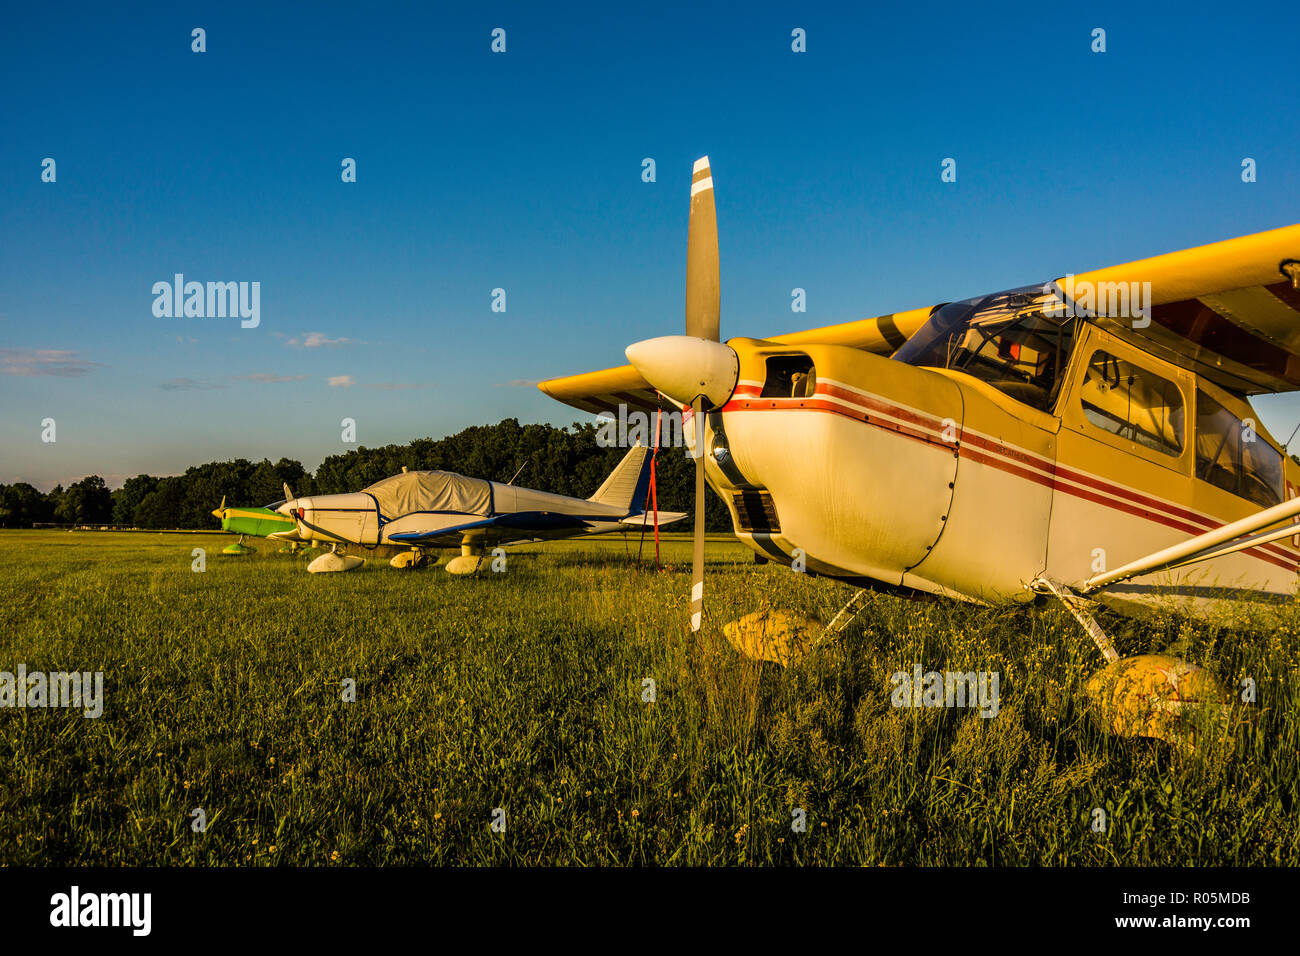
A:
[[825, 588, 871, 636], [1029, 576, 1228, 748], [1028, 576, 1118, 662]]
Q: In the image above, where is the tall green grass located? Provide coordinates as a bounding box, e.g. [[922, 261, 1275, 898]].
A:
[[0, 530, 1295, 865]]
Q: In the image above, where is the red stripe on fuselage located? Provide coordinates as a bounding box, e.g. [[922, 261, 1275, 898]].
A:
[[719, 384, 1298, 573]]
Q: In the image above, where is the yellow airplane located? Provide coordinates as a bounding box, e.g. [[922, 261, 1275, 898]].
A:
[[539, 156, 1300, 743]]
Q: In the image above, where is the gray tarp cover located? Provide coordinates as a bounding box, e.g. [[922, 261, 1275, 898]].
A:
[[363, 471, 493, 519]]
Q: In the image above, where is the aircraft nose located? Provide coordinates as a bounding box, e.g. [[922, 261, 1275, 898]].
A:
[[625, 335, 738, 408], [277, 498, 313, 538]]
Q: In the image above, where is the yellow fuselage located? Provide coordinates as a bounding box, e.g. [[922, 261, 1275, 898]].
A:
[[702, 324, 1299, 613]]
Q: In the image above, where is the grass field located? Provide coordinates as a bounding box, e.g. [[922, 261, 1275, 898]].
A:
[[1, 528, 1297, 866]]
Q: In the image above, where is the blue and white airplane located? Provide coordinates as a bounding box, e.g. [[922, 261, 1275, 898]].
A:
[[272, 444, 685, 572]]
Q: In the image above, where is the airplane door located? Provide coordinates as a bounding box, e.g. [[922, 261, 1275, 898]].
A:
[[1046, 326, 1194, 591]]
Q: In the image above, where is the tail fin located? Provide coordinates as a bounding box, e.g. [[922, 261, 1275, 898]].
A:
[[588, 443, 652, 515]]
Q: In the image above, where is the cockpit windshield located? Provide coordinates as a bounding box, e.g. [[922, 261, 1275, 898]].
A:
[[892, 284, 1080, 412]]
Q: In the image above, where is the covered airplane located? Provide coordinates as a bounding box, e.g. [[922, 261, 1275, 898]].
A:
[[272, 443, 685, 572]]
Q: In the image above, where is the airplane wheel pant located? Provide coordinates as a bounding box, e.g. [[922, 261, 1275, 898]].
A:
[[1085, 654, 1228, 746], [445, 555, 487, 575], [307, 552, 364, 573]]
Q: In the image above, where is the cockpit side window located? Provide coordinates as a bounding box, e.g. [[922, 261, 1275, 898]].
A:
[[762, 354, 817, 398], [1195, 389, 1284, 507], [1079, 351, 1184, 457]]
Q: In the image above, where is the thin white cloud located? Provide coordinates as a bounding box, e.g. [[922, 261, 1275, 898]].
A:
[[496, 379, 542, 387], [160, 377, 225, 391], [364, 382, 435, 390], [231, 373, 308, 383], [288, 332, 356, 348], [328, 375, 356, 387], [0, 348, 106, 377]]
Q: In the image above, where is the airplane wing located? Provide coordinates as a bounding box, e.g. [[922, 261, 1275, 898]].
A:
[[388, 512, 598, 546], [387, 517, 501, 545], [1065, 222, 1300, 394], [537, 307, 939, 415], [538, 222, 1300, 409], [537, 364, 665, 415]]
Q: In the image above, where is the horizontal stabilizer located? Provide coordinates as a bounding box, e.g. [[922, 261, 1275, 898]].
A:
[[620, 511, 688, 526]]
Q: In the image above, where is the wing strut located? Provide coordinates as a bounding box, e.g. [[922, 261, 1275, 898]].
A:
[[1080, 495, 1300, 594]]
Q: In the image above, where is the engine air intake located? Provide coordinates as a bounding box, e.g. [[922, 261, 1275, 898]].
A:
[[733, 491, 781, 534]]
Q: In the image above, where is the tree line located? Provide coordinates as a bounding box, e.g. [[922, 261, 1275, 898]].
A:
[[0, 419, 730, 531]]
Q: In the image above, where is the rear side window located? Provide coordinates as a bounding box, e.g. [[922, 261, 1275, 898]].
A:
[[1079, 350, 1184, 457], [1195, 390, 1284, 507]]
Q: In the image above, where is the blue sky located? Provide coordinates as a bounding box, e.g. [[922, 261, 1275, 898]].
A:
[[3, 1, 1299, 489]]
